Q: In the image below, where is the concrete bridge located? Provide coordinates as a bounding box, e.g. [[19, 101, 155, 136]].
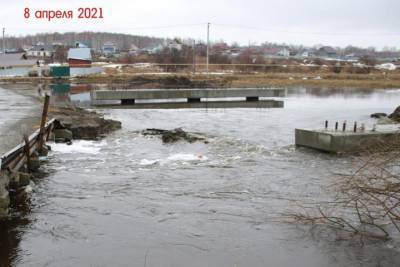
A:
[[91, 88, 285, 105]]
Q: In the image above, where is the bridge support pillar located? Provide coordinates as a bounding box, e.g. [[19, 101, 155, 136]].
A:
[[187, 98, 201, 103], [246, 96, 259, 102], [121, 99, 135, 105]]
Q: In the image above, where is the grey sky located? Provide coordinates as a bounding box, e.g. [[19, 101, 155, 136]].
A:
[[1, 0, 399, 49]]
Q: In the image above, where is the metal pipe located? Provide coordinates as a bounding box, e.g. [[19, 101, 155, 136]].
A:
[[23, 134, 31, 172], [206, 22, 210, 80], [192, 40, 196, 74]]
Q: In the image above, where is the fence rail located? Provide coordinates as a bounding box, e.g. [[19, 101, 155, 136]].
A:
[[0, 118, 55, 172], [0, 94, 53, 173]]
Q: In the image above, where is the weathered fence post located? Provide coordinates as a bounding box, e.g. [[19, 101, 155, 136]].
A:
[[38, 94, 50, 153]]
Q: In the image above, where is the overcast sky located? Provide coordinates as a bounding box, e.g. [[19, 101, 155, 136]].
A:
[[1, 0, 399, 49]]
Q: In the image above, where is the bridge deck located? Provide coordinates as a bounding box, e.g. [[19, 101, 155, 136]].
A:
[[91, 88, 285, 101]]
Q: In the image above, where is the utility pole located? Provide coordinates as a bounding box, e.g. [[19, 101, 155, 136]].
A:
[[2, 28, 5, 54], [206, 22, 210, 79], [193, 40, 196, 74]]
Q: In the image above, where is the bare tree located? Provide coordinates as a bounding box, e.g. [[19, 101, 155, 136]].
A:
[[290, 140, 400, 240]]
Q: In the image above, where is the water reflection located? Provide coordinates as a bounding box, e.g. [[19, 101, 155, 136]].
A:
[[96, 100, 284, 109], [0, 194, 32, 267]]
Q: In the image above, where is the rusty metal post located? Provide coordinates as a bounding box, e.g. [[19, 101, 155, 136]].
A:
[[23, 134, 31, 172], [38, 94, 50, 151]]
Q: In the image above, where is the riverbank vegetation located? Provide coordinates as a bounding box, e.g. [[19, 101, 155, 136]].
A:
[[290, 141, 400, 240]]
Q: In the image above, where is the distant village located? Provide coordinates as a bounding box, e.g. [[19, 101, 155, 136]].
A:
[[1, 34, 400, 77]]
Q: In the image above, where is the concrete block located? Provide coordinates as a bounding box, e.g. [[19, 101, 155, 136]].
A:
[[295, 128, 400, 153]]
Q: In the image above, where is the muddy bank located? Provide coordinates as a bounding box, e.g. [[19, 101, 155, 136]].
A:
[[50, 106, 121, 140], [74, 73, 400, 89], [4, 72, 400, 89]]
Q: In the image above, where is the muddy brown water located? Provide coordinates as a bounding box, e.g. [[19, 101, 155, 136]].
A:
[[1, 86, 400, 266]]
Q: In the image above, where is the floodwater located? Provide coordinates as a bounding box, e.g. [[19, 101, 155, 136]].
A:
[[2, 86, 400, 266]]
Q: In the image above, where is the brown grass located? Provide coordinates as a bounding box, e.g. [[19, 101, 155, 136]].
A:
[[2, 71, 400, 89]]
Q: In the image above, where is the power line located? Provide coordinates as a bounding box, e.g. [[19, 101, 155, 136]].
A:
[[6, 23, 206, 32], [2, 28, 5, 54], [212, 23, 400, 37]]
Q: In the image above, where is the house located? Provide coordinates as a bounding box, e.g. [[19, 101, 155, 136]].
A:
[[166, 40, 182, 51], [263, 47, 280, 58], [26, 43, 55, 58], [212, 43, 229, 54], [228, 47, 242, 57], [74, 42, 89, 48], [67, 48, 92, 67], [0, 53, 38, 77], [317, 46, 338, 59], [277, 48, 290, 57], [102, 42, 117, 56], [297, 50, 316, 59], [128, 44, 139, 55], [143, 44, 163, 55]]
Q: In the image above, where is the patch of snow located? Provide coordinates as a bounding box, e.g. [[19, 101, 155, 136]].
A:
[[375, 63, 397, 71], [353, 63, 367, 68], [104, 64, 123, 69]]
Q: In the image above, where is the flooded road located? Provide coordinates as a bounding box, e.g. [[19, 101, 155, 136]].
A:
[[2, 87, 400, 266], [0, 87, 40, 155]]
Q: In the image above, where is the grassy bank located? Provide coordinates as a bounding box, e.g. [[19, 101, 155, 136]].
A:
[[1, 72, 400, 89]]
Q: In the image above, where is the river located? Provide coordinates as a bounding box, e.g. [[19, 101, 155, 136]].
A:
[[1, 86, 400, 266]]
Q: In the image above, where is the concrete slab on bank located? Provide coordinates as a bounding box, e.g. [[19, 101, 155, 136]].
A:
[[295, 128, 400, 153]]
